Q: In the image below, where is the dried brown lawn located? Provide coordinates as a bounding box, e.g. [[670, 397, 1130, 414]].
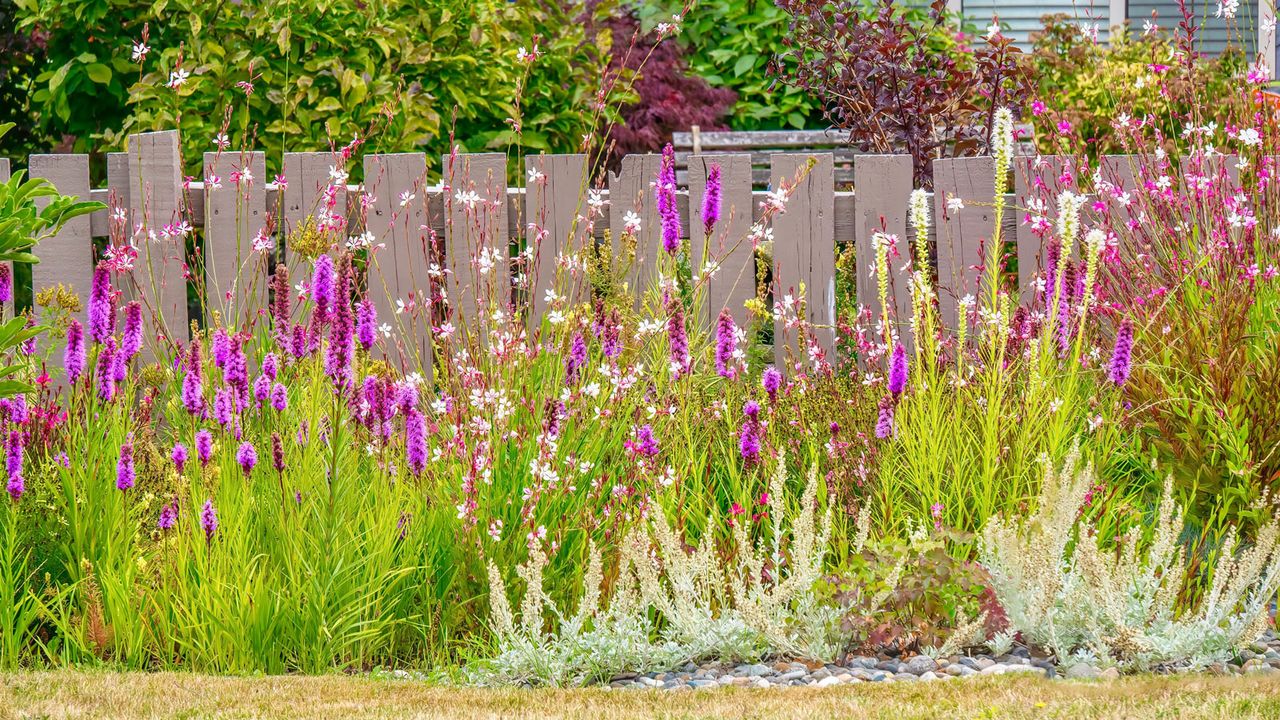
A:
[[2, 671, 1279, 720]]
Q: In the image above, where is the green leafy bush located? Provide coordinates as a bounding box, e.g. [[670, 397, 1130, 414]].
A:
[[17, 0, 611, 175]]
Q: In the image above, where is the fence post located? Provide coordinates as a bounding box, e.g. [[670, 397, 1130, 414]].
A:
[[608, 154, 663, 309], [281, 151, 345, 276], [364, 152, 431, 374]]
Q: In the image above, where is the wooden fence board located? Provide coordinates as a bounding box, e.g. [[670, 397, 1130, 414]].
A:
[[364, 153, 431, 373], [933, 157, 996, 331], [853, 155, 913, 345], [525, 153, 589, 325], [443, 152, 508, 327], [608, 154, 663, 308], [203, 151, 268, 328], [127, 130, 188, 347], [29, 154, 93, 328], [282, 152, 345, 273], [1014, 155, 1080, 304], [771, 152, 836, 368], [688, 153, 754, 327]]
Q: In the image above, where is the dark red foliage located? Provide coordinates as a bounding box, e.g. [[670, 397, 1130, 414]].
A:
[[600, 9, 736, 167], [771, 0, 1035, 187]]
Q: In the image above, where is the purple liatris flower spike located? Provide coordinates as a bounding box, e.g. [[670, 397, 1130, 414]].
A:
[[875, 397, 895, 439], [289, 324, 307, 359], [65, 320, 86, 385], [182, 338, 205, 416], [888, 343, 908, 396], [117, 440, 136, 492], [702, 163, 722, 236], [356, 298, 377, 351], [739, 418, 761, 465], [212, 328, 230, 368], [158, 501, 178, 531], [213, 387, 233, 427], [8, 395, 27, 424], [172, 442, 188, 473], [96, 338, 116, 402], [0, 264, 11, 305], [253, 374, 271, 404], [262, 352, 279, 381], [271, 383, 288, 412], [200, 499, 218, 543], [312, 254, 335, 319], [324, 255, 355, 387], [715, 309, 737, 379], [396, 381, 419, 414], [196, 429, 213, 467], [121, 301, 143, 360], [762, 366, 782, 400], [1108, 319, 1134, 387], [6, 430, 23, 481], [5, 431, 21, 501], [88, 264, 113, 343], [224, 335, 249, 409], [601, 309, 621, 358], [236, 441, 257, 476], [565, 331, 587, 385], [19, 316, 36, 356], [111, 342, 128, 383], [743, 399, 760, 421], [405, 408, 427, 476], [271, 433, 285, 474], [667, 305, 689, 377], [271, 263, 291, 342]]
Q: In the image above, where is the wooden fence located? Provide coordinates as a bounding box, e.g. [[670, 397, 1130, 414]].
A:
[[1, 130, 1142, 369]]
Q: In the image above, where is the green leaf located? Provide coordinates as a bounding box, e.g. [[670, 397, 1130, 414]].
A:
[[733, 54, 757, 77], [86, 63, 113, 85]]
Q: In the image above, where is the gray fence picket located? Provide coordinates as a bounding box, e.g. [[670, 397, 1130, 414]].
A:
[[282, 152, 345, 274], [932, 157, 996, 332], [364, 153, 432, 373], [525, 153, 589, 326], [608, 154, 662, 308], [771, 152, 835, 368], [853, 155, 913, 346], [443, 153, 508, 328], [29, 154, 93, 335], [203, 151, 268, 328], [688, 153, 754, 328], [127, 130, 189, 347]]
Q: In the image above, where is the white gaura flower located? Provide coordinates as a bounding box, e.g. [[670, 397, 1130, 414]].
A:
[[167, 68, 190, 89]]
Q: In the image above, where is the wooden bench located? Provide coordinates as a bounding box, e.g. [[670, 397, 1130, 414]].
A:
[[671, 126, 1037, 187]]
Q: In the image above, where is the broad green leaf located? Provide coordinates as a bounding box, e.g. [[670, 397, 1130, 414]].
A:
[[86, 63, 113, 85]]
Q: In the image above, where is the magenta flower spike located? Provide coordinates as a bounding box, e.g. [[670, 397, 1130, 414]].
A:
[[196, 429, 214, 467], [182, 338, 206, 417], [121, 301, 143, 361], [888, 343, 908, 396], [356, 298, 377, 351], [236, 441, 257, 477], [172, 442, 189, 473], [702, 163, 722, 237], [200, 499, 218, 543], [565, 331, 587, 386], [312, 254, 335, 319], [715, 309, 737, 379], [116, 440, 136, 492], [406, 407, 427, 476], [64, 320, 86, 385], [87, 264, 113, 343], [1108, 319, 1134, 387]]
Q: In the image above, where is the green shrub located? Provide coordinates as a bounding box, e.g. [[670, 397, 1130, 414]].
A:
[[17, 0, 612, 176]]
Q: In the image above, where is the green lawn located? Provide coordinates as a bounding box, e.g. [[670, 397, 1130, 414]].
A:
[[3, 671, 1279, 719]]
